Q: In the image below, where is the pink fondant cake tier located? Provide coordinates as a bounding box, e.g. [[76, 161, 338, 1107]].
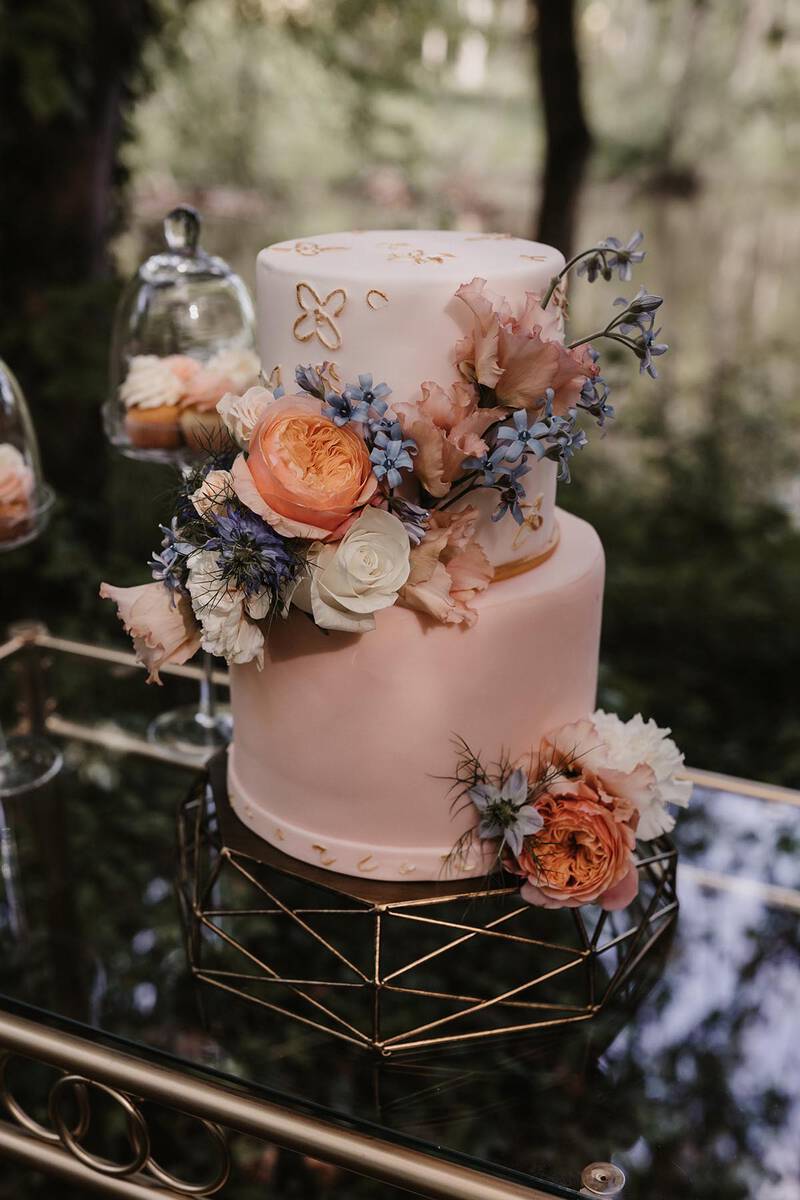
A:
[[227, 508, 604, 882]]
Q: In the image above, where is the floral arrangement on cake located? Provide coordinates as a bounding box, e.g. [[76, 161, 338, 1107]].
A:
[[449, 709, 691, 910], [102, 234, 666, 675]]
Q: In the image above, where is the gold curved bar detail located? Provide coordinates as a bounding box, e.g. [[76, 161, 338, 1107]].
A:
[[492, 522, 561, 583]]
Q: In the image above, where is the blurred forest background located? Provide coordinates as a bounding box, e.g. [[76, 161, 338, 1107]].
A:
[[1, 0, 800, 782]]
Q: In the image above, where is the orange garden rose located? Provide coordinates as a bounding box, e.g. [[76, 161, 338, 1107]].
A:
[[515, 786, 639, 911], [231, 394, 377, 541]]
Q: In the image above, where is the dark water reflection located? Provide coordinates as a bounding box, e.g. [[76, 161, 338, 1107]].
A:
[[0, 669, 798, 1199]]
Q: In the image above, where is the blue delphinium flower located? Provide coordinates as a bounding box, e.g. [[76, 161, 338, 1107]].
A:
[[637, 327, 669, 378], [577, 250, 611, 284], [295, 364, 326, 399], [344, 373, 391, 413], [205, 505, 302, 600], [469, 767, 544, 858], [322, 390, 370, 426], [601, 232, 645, 282], [387, 497, 429, 546], [495, 392, 556, 461], [543, 412, 588, 483], [577, 375, 614, 427], [149, 518, 195, 598], [366, 396, 396, 438], [613, 287, 663, 335], [491, 462, 530, 524], [369, 429, 416, 490], [462, 446, 509, 486]]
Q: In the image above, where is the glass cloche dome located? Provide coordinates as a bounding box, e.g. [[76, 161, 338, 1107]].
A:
[[0, 357, 55, 550], [104, 206, 258, 465]]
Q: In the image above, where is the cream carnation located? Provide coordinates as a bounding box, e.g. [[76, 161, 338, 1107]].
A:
[[293, 507, 410, 633], [120, 356, 183, 410], [186, 550, 268, 668], [591, 709, 692, 839]]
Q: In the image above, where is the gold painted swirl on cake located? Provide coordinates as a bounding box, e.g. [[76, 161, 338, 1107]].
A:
[[366, 289, 389, 309], [492, 522, 561, 583], [263, 364, 282, 391], [511, 494, 544, 548], [387, 249, 455, 265], [292, 282, 347, 351], [270, 241, 349, 256]]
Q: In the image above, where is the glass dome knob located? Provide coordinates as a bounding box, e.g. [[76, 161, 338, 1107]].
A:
[[164, 206, 201, 256]]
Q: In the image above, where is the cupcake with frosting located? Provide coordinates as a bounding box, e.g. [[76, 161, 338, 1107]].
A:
[[0, 443, 35, 542], [179, 347, 260, 451], [121, 355, 194, 449]]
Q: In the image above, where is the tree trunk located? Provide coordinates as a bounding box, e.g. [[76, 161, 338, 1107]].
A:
[[531, 0, 592, 256]]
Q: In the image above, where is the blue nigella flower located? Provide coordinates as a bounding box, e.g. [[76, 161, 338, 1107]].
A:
[[491, 462, 531, 525], [388, 497, 430, 546], [205, 505, 302, 599], [369, 430, 416, 490], [468, 767, 544, 858], [601, 231, 645, 282], [322, 390, 370, 426]]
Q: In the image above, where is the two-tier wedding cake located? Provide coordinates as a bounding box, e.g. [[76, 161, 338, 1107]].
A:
[[103, 227, 690, 910]]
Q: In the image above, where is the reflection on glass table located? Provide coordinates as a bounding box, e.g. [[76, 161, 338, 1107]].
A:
[[0, 634, 799, 1199]]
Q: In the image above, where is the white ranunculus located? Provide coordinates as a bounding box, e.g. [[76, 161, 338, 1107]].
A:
[[216, 386, 275, 449], [190, 469, 234, 518], [592, 709, 692, 840], [293, 507, 411, 633], [185, 550, 266, 667]]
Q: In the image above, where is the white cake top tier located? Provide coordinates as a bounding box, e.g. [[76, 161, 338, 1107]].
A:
[[256, 230, 565, 572], [256, 230, 565, 406]]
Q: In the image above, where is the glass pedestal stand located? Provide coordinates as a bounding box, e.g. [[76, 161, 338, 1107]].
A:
[[147, 650, 232, 760], [0, 723, 62, 799]]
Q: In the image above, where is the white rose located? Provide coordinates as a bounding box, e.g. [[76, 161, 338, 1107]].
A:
[[190, 469, 234, 518], [186, 549, 266, 667], [592, 709, 693, 840], [216, 386, 275, 449], [293, 507, 411, 634]]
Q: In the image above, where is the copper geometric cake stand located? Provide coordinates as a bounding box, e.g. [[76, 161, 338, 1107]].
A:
[[177, 750, 679, 1056]]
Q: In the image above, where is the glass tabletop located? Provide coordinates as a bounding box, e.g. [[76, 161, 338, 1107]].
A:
[[1, 638, 799, 1199]]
